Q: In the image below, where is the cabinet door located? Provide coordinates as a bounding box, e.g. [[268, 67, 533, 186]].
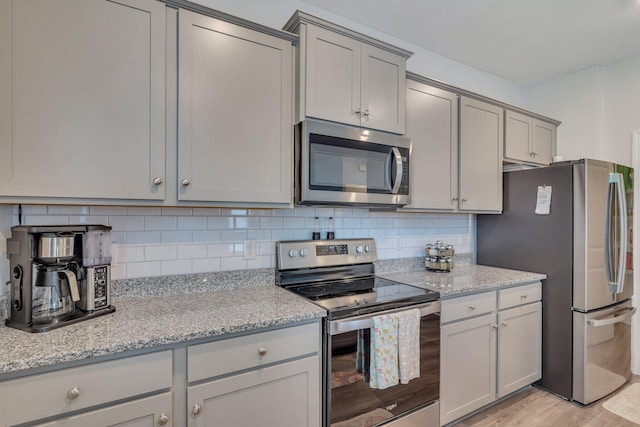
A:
[[360, 44, 406, 134], [35, 392, 172, 427], [304, 24, 361, 127], [504, 110, 533, 162], [532, 119, 556, 165], [188, 356, 320, 427], [440, 313, 497, 425], [178, 10, 293, 204], [0, 0, 166, 200], [497, 302, 542, 397], [404, 80, 458, 210], [459, 97, 503, 212]]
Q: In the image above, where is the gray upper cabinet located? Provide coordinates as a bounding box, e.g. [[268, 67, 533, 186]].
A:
[[177, 9, 293, 205], [504, 110, 556, 165], [404, 79, 459, 210], [286, 12, 410, 134], [0, 0, 166, 201], [459, 96, 504, 212]]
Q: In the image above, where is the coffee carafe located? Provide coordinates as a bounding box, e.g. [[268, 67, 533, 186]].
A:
[[6, 225, 115, 332]]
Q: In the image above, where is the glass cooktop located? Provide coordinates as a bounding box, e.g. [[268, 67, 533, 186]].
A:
[[286, 276, 439, 319]]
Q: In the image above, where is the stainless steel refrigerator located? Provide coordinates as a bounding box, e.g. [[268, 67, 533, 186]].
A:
[[477, 158, 635, 404]]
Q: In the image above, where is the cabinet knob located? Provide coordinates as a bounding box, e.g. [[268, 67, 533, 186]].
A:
[[468, 304, 476, 310], [461, 198, 468, 203], [158, 414, 170, 425], [362, 109, 370, 117], [181, 179, 191, 187], [354, 107, 362, 115], [258, 347, 268, 357], [152, 177, 163, 186], [452, 197, 458, 202], [492, 324, 498, 329], [521, 294, 528, 299], [501, 321, 508, 327], [66, 387, 81, 400], [192, 404, 203, 416]]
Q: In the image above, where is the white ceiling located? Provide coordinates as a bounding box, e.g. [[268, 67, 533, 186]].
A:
[[304, 0, 640, 86]]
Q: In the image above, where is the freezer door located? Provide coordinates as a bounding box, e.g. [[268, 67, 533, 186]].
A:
[[572, 301, 635, 404], [573, 160, 633, 311]]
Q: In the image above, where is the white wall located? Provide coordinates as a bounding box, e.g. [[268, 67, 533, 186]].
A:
[[524, 53, 640, 167], [191, 0, 526, 107]]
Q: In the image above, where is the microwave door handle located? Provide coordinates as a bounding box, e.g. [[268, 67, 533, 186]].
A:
[[390, 147, 403, 194]]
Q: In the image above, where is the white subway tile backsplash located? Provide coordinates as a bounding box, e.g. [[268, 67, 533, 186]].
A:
[[9, 205, 474, 280], [145, 216, 178, 231], [145, 245, 177, 261]]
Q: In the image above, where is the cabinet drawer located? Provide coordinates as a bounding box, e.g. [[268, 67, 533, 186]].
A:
[[498, 282, 542, 310], [441, 291, 496, 324], [1, 350, 172, 426], [188, 323, 320, 383]]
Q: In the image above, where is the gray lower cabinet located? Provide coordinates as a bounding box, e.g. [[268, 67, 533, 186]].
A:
[[186, 323, 321, 427], [0, 0, 167, 202], [0, 322, 321, 427], [0, 351, 173, 427], [440, 283, 542, 426]]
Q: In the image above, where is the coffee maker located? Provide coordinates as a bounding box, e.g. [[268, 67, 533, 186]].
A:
[[6, 225, 115, 332]]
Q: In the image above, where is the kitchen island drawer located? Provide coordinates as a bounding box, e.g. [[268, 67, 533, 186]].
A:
[[188, 322, 320, 383], [0, 350, 172, 426], [441, 291, 496, 324], [498, 282, 542, 310]]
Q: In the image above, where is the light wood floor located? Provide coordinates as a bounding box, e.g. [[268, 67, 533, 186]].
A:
[[454, 376, 640, 427]]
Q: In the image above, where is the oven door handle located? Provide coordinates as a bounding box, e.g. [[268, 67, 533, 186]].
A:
[[329, 301, 440, 335]]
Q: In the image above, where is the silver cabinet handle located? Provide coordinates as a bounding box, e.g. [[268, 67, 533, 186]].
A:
[[66, 387, 80, 400], [501, 321, 508, 327], [492, 324, 498, 329], [181, 179, 191, 187], [158, 414, 170, 425], [452, 197, 458, 202], [258, 347, 268, 357], [153, 177, 163, 186], [192, 404, 203, 416], [521, 294, 528, 299], [354, 107, 362, 115], [362, 109, 370, 117], [461, 198, 468, 203], [468, 304, 476, 310]]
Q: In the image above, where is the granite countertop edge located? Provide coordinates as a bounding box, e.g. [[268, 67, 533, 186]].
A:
[[0, 260, 544, 376]]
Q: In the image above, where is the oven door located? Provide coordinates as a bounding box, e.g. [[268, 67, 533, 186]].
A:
[[326, 301, 440, 427]]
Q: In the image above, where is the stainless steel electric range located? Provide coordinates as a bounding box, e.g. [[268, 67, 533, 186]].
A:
[[276, 238, 440, 427]]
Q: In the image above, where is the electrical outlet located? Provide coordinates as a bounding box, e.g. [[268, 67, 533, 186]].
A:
[[243, 240, 256, 260]]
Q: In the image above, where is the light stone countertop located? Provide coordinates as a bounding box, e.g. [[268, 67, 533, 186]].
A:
[[377, 264, 546, 298], [0, 284, 325, 376], [0, 261, 544, 377]]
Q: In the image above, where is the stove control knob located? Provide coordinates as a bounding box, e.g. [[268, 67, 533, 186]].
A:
[[299, 248, 308, 257], [288, 249, 298, 258], [364, 245, 372, 253], [356, 245, 364, 253]]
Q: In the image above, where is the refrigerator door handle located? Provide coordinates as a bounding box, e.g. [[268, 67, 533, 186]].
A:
[[586, 306, 636, 327], [604, 172, 628, 294]]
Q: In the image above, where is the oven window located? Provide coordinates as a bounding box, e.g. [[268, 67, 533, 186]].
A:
[[328, 314, 440, 426]]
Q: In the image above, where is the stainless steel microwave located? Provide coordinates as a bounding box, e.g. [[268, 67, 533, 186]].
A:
[[295, 119, 411, 207]]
